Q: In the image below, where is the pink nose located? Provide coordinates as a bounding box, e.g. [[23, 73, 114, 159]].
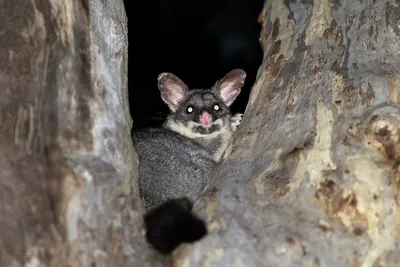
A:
[[200, 112, 212, 128]]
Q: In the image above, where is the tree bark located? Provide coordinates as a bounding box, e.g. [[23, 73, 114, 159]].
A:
[[0, 1, 165, 266], [172, 0, 400, 266], [3, 0, 400, 266]]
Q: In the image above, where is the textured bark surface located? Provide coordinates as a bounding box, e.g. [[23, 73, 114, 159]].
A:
[[0, 0, 164, 266], [172, 0, 400, 266], [3, 0, 400, 266]]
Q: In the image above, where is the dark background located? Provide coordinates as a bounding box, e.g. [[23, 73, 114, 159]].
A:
[[123, 0, 264, 128]]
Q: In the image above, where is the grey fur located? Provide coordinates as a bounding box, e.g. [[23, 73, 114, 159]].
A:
[[132, 127, 216, 211], [132, 69, 246, 212]]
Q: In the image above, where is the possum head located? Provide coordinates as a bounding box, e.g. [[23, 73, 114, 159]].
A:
[[158, 69, 246, 137]]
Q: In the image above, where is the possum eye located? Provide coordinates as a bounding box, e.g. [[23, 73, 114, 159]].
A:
[[213, 104, 220, 111], [187, 106, 194, 113]]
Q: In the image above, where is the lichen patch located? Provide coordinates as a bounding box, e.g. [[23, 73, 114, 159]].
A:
[[267, 0, 294, 59], [202, 248, 225, 265], [331, 73, 345, 115], [345, 155, 396, 267], [229, 258, 248, 267], [290, 99, 336, 190], [386, 71, 400, 106], [208, 217, 228, 232], [305, 0, 333, 46]]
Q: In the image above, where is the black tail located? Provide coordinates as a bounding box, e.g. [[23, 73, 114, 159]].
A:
[[143, 197, 208, 254]]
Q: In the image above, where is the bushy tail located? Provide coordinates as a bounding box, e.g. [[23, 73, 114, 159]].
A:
[[143, 197, 208, 254]]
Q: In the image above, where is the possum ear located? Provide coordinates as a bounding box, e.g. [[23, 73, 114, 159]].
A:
[[158, 72, 189, 112], [215, 69, 246, 106]]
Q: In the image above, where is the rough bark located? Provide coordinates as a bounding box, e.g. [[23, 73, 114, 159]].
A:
[[3, 0, 400, 266], [0, 0, 164, 266], [172, 0, 400, 266]]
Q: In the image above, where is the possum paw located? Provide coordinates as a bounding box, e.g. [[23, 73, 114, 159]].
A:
[[230, 113, 243, 132]]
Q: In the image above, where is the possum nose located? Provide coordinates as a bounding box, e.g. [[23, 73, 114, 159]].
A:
[[200, 112, 212, 129]]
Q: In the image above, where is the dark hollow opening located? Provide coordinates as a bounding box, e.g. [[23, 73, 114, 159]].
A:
[[124, 0, 264, 129]]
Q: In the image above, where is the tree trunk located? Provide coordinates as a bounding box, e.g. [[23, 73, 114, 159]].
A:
[[2, 0, 400, 266], [172, 0, 400, 266], [0, 1, 164, 266]]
